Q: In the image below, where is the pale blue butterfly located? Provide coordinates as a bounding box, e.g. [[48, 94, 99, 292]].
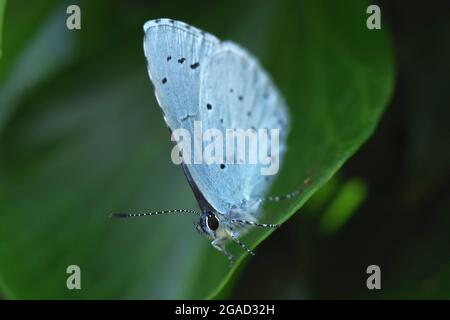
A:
[[113, 19, 303, 264]]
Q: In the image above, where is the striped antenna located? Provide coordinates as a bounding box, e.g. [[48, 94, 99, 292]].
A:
[[111, 209, 200, 219], [231, 236, 255, 256], [260, 177, 312, 203], [231, 219, 279, 229], [261, 189, 302, 202]]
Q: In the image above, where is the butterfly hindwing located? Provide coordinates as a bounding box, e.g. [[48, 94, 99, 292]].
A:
[[184, 42, 290, 214]]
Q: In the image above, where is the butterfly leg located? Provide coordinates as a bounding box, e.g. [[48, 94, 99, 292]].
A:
[[211, 238, 234, 267], [231, 235, 255, 257]]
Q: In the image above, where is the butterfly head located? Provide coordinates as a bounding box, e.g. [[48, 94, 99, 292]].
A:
[[196, 210, 222, 239]]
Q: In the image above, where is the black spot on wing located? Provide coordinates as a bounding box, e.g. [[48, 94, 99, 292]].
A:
[[206, 103, 212, 110], [277, 118, 286, 127], [167, 56, 172, 61], [238, 95, 244, 101], [190, 62, 200, 69], [220, 118, 224, 123], [161, 77, 167, 84], [247, 111, 252, 117], [178, 57, 186, 64], [220, 164, 226, 169]]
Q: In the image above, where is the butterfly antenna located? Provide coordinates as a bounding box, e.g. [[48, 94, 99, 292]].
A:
[[261, 189, 302, 202], [260, 177, 312, 203], [231, 236, 255, 256], [231, 219, 280, 229], [111, 209, 200, 219]]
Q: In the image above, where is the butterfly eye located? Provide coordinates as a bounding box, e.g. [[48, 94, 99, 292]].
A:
[[206, 212, 219, 231]]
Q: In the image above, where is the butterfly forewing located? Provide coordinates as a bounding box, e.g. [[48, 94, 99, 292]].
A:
[[143, 19, 219, 130]]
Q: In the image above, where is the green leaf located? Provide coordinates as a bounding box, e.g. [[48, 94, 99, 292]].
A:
[[0, 0, 394, 299], [0, 0, 66, 131], [0, 0, 6, 58]]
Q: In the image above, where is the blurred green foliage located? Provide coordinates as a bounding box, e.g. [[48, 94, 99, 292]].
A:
[[0, 0, 5, 57], [320, 178, 368, 235], [0, 0, 395, 299]]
